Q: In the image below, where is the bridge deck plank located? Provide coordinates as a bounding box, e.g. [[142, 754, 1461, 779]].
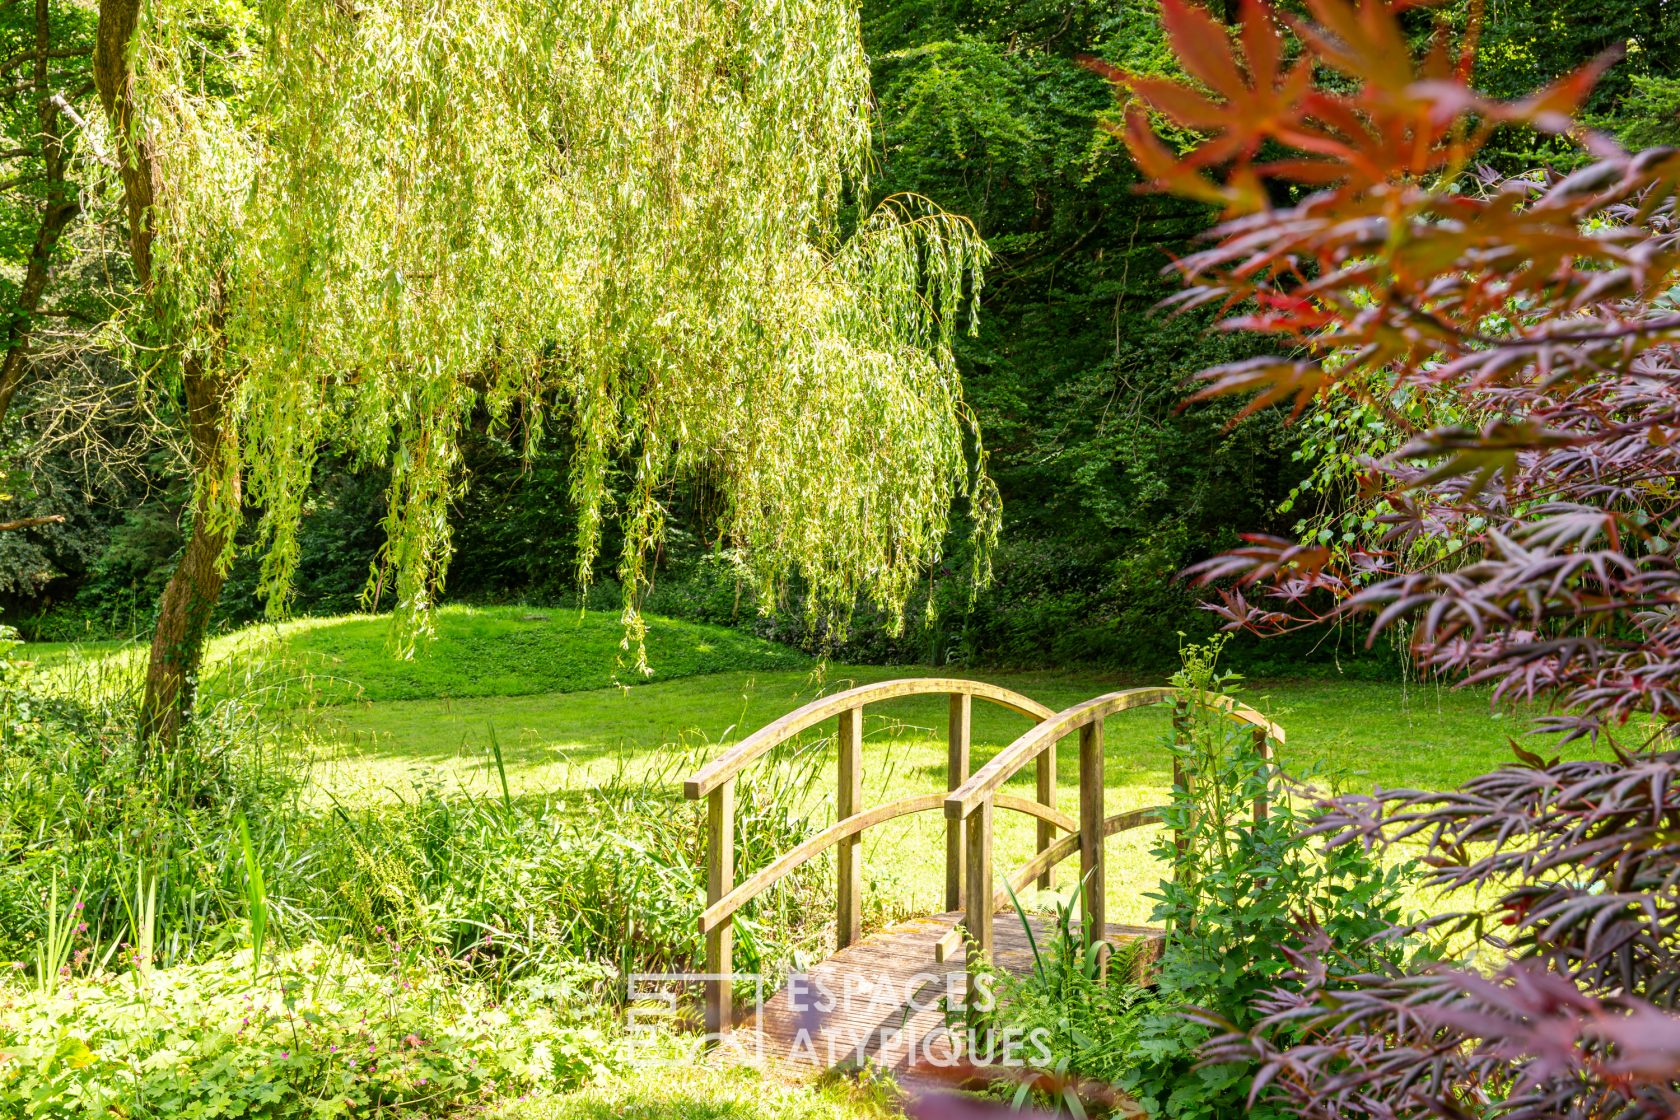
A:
[[717, 911, 1161, 1083]]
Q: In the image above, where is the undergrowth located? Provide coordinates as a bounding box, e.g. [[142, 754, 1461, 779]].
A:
[[972, 639, 1422, 1119]]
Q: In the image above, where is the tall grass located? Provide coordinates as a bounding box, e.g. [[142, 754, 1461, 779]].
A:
[[312, 735, 834, 998], [3, 636, 836, 1004]]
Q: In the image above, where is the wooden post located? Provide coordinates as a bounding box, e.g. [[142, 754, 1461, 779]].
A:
[[1252, 724, 1271, 823], [964, 795, 994, 1023], [945, 693, 971, 913], [1078, 719, 1105, 947], [1035, 734, 1057, 891], [705, 778, 734, 1038], [837, 705, 863, 949]]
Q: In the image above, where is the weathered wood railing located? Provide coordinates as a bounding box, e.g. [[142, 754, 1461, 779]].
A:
[[680, 679, 1283, 1037], [680, 678, 1058, 1036], [940, 689, 1283, 982]]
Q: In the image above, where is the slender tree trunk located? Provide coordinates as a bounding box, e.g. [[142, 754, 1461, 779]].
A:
[[139, 515, 230, 747], [0, 0, 85, 423], [137, 349, 237, 748], [95, 0, 238, 753]]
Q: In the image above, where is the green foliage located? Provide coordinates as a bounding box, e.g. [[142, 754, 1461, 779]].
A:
[[1464, 0, 1680, 165], [1113, 641, 1419, 1119], [858, 4, 1307, 671], [1, 625, 829, 987], [267, 606, 809, 704], [980, 892, 1152, 1097], [0, 942, 613, 1118], [500, 1066, 893, 1120], [974, 639, 1422, 1119], [0, 632, 301, 970], [316, 747, 834, 988], [1610, 74, 1680, 150]]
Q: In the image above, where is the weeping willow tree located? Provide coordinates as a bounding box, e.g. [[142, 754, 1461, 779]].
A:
[[91, 0, 995, 749]]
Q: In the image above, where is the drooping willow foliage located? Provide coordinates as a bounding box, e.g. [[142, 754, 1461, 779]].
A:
[[120, 0, 995, 660]]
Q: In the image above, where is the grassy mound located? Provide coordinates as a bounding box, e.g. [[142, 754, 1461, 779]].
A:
[[278, 605, 808, 702], [27, 605, 810, 706]]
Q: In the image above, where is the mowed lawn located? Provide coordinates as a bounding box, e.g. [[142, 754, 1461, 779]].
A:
[[32, 606, 1607, 926]]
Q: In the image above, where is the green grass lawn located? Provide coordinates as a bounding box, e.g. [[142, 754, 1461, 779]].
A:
[[311, 661, 1587, 926], [27, 605, 1598, 928], [26, 605, 810, 706]]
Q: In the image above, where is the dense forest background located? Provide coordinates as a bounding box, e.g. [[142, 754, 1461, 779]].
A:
[[4, 0, 1678, 673]]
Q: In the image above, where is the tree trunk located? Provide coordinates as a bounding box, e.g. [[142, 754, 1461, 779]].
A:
[[137, 350, 237, 748], [95, 0, 238, 753], [0, 0, 86, 423], [139, 493, 231, 747]]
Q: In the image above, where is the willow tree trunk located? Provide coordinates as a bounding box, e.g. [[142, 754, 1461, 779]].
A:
[[95, 0, 237, 754], [137, 355, 238, 749]]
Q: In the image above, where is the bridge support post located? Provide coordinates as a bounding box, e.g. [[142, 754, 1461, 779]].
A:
[[837, 706, 863, 949], [945, 693, 970, 912], [1035, 736, 1056, 891], [964, 795, 994, 1022], [1078, 720, 1105, 949], [705, 778, 734, 1038]]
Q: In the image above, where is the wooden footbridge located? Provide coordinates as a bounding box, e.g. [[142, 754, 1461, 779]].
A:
[[677, 678, 1283, 1078]]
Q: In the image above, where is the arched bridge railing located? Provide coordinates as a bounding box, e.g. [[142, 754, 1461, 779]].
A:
[[679, 678, 1284, 1037], [940, 688, 1283, 972], [681, 678, 1057, 1035]]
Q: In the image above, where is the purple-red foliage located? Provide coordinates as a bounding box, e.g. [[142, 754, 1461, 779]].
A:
[[1083, 0, 1680, 1114], [1092, 0, 1680, 738]]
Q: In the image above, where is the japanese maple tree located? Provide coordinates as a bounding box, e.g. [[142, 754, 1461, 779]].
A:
[[1083, 0, 1680, 1116]]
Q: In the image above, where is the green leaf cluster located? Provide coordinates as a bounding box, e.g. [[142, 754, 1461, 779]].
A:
[[0, 941, 613, 1118]]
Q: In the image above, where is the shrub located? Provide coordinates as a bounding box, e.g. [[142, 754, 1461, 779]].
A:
[[974, 640, 1418, 1119], [1202, 748, 1680, 1119], [0, 942, 613, 1118], [5, 620, 836, 993], [1088, 0, 1680, 1113], [1104, 642, 1417, 1120]]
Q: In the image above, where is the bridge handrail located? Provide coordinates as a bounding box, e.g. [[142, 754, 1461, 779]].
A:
[[931, 805, 1168, 963], [697, 793, 1076, 935], [681, 677, 1057, 799], [944, 688, 1285, 819]]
